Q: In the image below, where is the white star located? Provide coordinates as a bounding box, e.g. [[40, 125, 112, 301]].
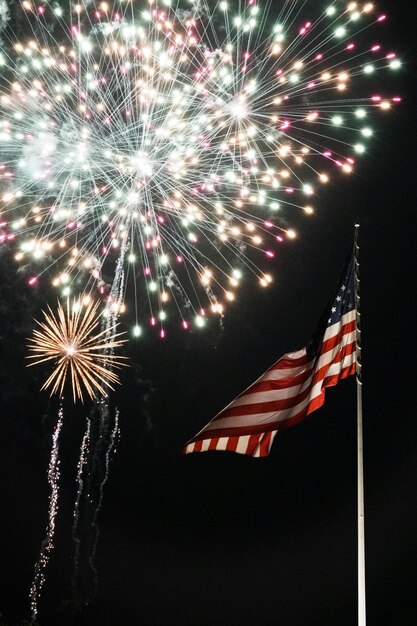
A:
[[336, 296, 341, 302], [332, 307, 337, 313], [341, 285, 346, 291]]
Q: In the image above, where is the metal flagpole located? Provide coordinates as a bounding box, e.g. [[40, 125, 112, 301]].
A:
[[354, 224, 366, 626]]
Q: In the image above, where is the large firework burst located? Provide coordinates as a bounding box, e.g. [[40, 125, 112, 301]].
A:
[[0, 0, 401, 335], [27, 298, 127, 402]]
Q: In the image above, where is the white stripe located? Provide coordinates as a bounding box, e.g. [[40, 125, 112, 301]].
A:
[[275, 348, 306, 361], [236, 435, 250, 454], [261, 365, 311, 382], [323, 310, 356, 340], [343, 352, 356, 368], [326, 353, 356, 378], [245, 349, 309, 384], [261, 360, 312, 382], [212, 352, 311, 416], [208, 390, 315, 431], [231, 370, 315, 407], [201, 439, 211, 452], [269, 431, 278, 452], [314, 332, 355, 373], [215, 438, 228, 451]]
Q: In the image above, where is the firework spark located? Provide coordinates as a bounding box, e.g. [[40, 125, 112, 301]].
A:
[[27, 298, 127, 402]]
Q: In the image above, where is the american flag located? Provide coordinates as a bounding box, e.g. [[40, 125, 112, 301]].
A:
[[184, 255, 357, 458]]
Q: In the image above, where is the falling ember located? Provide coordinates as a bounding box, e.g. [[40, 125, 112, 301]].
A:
[[27, 299, 127, 403]]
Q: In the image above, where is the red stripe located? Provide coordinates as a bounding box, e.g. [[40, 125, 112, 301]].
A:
[[269, 354, 310, 370], [208, 438, 218, 451], [246, 434, 261, 455], [226, 354, 312, 403], [226, 436, 239, 452], [193, 440, 203, 452], [259, 431, 273, 457], [322, 362, 356, 388], [321, 320, 355, 353], [312, 341, 356, 386], [203, 402, 312, 441], [189, 416, 305, 442], [236, 365, 315, 396], [215, 380, 314, 420], [307, 361, 356, 414]]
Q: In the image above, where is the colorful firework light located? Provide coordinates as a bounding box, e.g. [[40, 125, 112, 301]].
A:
[[0, 0, 401, 339], [27, 298, 127, 402]]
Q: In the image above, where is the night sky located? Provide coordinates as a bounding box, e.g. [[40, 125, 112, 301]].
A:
[[1, 1, 417, 625]]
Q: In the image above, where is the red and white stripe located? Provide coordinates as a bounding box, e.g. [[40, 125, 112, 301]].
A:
[[184, 309, 356, 457]]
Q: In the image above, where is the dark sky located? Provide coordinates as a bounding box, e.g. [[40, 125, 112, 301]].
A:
[[1, 1, 417, 625]]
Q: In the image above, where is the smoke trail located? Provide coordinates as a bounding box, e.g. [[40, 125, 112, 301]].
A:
[[29, 404, 64, 621], [131, 363, 155, 434], [88, 406, 120, 593], [70, 402, 120, 611]]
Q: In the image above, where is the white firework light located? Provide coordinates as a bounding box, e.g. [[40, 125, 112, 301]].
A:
[[0, 0, 401, 337]]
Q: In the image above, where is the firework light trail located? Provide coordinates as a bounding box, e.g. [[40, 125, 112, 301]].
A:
[[0, 0, 401, 338], [29, 404, 64, 621], [72, 415, 90, 603]]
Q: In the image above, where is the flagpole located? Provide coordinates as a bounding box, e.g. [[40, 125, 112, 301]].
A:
[[354, 224, 366, 626]]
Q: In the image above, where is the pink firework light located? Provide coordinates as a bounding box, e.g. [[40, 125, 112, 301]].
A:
[[0, 0, 402, 338]]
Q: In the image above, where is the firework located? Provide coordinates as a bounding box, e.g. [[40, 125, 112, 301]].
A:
[[27, 298, 127, 402], [0, 0, 401, 335]]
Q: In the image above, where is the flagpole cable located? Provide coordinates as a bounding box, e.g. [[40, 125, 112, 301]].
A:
[[354, 224, 366, 626]]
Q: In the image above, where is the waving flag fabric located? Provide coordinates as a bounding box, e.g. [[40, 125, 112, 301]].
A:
[[184, 256, 356, 458]]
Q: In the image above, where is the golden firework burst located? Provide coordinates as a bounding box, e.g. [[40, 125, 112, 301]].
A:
[[27, 299, 127, 402]]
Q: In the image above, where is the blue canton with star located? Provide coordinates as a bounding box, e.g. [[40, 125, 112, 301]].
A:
[[327, 257, 355, 327]]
